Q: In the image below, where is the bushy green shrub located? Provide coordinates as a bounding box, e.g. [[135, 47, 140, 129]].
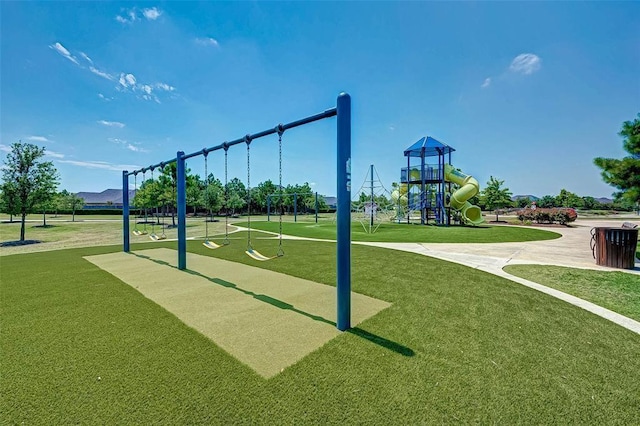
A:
[[516, 208, 577, 225]]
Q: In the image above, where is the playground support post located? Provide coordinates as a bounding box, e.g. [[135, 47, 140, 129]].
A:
[[123, 171, 130, 252], [177, 151, 186, 270], [336, 92, 351, 331], [369, 164, 374, 229], [294, 193, 297, 222]]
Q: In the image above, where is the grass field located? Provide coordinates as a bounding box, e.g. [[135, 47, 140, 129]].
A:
[[2, 235, 640, 423], [0, 215, 560, 256], [240, 220, 561, 243], [504, 265, 640, 322]]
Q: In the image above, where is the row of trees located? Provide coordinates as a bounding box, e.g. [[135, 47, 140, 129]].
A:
[[480, 113, 640, 217], [132, 163, 328, 226]]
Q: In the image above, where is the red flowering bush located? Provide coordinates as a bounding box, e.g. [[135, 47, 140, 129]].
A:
[[516, 208, 577, 225]]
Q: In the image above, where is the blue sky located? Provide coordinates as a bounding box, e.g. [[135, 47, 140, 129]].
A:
[[1, 1, 638, 199]]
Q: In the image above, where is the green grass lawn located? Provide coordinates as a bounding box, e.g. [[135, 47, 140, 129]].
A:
[[504, 265, 640, 322], [239, 220, 561, 243], [2, 237, 639, 424]]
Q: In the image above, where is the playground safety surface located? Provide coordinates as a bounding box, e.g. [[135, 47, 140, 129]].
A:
[[84, 248, 390, 378]]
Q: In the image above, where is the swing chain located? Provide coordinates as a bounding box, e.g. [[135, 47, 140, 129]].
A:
[[245, 135, 252, 251], [223, 143, 230, 245], [150, 167, 156, 233], [133, 172, 139, 232], [203, 152, 209, 242], [159, 164, 166, 238], [276, 124, 284, 257], [142, 169, 147, 232]]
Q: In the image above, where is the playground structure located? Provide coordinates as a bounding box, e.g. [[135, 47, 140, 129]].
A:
[[352, 164, 396, 233], [395, 136, 484, 226], [121, 93, 353, 330]]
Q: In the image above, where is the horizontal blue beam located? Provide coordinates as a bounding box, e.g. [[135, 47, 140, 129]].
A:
[[125, 107, 337, 176], [183, 107, 337, 160]]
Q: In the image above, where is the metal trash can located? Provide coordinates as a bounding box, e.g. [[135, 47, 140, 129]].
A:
[[590, 227, 638, 269]]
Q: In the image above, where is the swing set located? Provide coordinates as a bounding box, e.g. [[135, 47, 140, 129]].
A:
[[201, 129, 285, 260], [122, 92, 352, 330]]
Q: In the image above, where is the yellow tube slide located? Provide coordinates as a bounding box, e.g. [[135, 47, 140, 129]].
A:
[[444, 164, 484, 226]]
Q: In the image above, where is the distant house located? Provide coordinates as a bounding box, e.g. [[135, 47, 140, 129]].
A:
[[324, 196, 337, 210], [76, 189, 136, 209]]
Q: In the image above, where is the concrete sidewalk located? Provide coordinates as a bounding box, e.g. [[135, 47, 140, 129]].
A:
[[355, 218, 640, 334]]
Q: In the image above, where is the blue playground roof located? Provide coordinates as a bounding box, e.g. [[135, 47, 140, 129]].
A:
[[404, 136, 455, 158]]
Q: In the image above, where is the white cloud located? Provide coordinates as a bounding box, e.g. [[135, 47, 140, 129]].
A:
[[45, 150, 65, 159], [509, 53, 542, 75], [389, 125, 396, 131], [117, 7, 162, 24], [27, 136, 51, 142], [58, 159, 140, 171], [142, 7, 162, 20], [126, 144, 147, 152], [116, 9, 138, 24], [50, 42, 79, 64], [195, 37, 219, 48], [481, 77, 491, 88], [79, 52, 93, 65], [116, 73, 174, 102], [108, 138, 148, 152], [119, 73, 137, 88], [51, 41, 177, 103], [89, 66, 113, 81], [155, 83, 175, 91], [0, 144, 11, 153], [97, 120, 125, 128]]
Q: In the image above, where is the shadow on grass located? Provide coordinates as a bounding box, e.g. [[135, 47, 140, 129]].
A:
[[33, 224, 56, 229], [0, 239, 42, 247], [131, 251, 414, 357]]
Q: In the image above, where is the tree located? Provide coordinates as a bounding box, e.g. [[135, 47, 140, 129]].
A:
[[186, 174, 204, 215], [0, 181, 20, 222], [516, 197, 530, 209], [594, 113, 640, 208], [481, 176, 513, 222], [203, 174, 224, 218], [226, 178, 247, 215], [555, 189, 583, 209], [581, 196, 601, 211], [254, 180, 278, 213], [1, 142, 59, 240], [59, 190, 85, 222], [537, 195, 556, 208]]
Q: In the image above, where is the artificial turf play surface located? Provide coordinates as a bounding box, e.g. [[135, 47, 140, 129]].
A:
[[3, 239, 640, 423], [239, 220, 562, 243], [84, 248, 390, 378]]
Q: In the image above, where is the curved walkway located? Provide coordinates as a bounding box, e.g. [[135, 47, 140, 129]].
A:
[[356, 218, 639, 335], [245, 219, 640, 335]]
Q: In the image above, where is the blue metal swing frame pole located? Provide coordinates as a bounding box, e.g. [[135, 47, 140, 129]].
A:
[[122, 92, 351, 330]]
